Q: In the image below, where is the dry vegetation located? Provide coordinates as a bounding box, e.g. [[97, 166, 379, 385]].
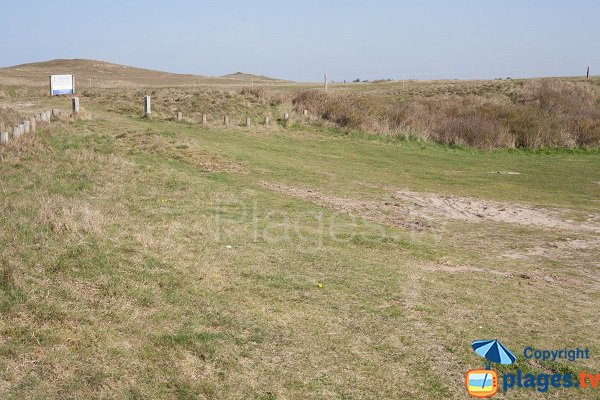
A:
[[0, 106, 25, 132], [0, 60, 599, 398], [3, 59, 600, 149], [291, 79, 600, 149]]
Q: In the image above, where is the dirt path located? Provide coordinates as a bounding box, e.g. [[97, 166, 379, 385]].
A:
[[262, 182, 600, 234]]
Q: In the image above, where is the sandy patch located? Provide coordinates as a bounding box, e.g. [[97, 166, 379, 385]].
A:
[[393, 190, 599, 233], [261, 183, 430, 230], [263, 183, 600, 234]]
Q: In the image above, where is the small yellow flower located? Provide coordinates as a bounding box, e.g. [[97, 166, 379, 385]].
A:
[[318, 283, 323, 288]]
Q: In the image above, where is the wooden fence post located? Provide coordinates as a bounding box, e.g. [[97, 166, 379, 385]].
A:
[[264, 116, 270, 125], [29, 116, 36, 133], [224, 116, 229, 126], [176, 111, 182, 121], [72, 97, 80, 114], [144, 96, 151, 117], [245, 117, 251, 127], [0, 131, 8, 144], [202, 114, 207, 124]]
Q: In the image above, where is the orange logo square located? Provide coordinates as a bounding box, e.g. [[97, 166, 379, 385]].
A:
[[465, 369, 498, 398]]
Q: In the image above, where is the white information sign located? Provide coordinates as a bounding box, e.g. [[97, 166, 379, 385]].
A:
[[49, 74, 75, 96]]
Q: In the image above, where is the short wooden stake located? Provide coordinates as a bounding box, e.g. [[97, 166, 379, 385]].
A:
[[283, 112, 289, 121], [72, 97, 80, 114], [176, 111, 182, 121], [23, 121, 30, 134], [303, 109, 308, 116], [1, 131, 8, 144], [29, 117, 36, 133], [264, 116, 270, 125], [224, 115, 229, 126], [245, 117, 251, 127], [202, 114, 207, 124], [144, 96, 151, 117]]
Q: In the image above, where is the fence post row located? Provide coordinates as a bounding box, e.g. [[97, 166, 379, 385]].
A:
[[136, 96, 313, 129], [1, 109, 55, 146]]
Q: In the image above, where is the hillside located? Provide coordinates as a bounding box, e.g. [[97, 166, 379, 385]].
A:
[[222, 71, 285, 83], [0, 59, 285, 87]]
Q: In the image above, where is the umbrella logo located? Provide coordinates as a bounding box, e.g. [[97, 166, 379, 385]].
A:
[[466, 340, 516, 398], [472, 339, 516, 366]]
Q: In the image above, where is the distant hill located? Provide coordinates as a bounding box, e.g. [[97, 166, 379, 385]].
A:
[[0, 59, 286, 87], [222, 72, 285, 83]]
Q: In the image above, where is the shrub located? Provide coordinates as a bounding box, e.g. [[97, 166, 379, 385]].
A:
[[291, 79, 600, 149]]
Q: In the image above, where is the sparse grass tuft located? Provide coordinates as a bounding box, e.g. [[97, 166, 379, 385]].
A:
[[0, 260, 16, 291], [37, 197, 105, 235]]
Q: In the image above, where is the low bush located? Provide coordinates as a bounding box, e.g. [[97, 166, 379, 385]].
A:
[[291, 79, 600, 149]]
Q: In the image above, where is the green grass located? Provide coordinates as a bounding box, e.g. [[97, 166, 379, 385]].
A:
[[0, 94, 599, 399]]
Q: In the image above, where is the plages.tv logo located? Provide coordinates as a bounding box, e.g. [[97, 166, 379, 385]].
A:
[[466, 339, 516, 398]]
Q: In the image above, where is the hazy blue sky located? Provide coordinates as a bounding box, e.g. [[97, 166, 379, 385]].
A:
[[1, 0, 598, 81]]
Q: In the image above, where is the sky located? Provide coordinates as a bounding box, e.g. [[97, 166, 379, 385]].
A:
[[1, 0, 599, 81]]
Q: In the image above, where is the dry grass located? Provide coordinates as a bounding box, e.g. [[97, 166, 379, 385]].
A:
[[0, 131, 52, 163], [37, 197, 105, 235], [0, 261, 16, 291], [291, 79, 600, 149], [4, 59, 599, 149], [122, 129, 247, 173], [0, 102, 598, 398], [0, 106, 25, 132], [1, 61, 599, 398]]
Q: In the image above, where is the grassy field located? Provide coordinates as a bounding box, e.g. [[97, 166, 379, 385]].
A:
[[1, 62, 599, 399]]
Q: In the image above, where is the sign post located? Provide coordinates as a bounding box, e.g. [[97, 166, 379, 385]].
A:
[[49, 75, 75, 96]]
